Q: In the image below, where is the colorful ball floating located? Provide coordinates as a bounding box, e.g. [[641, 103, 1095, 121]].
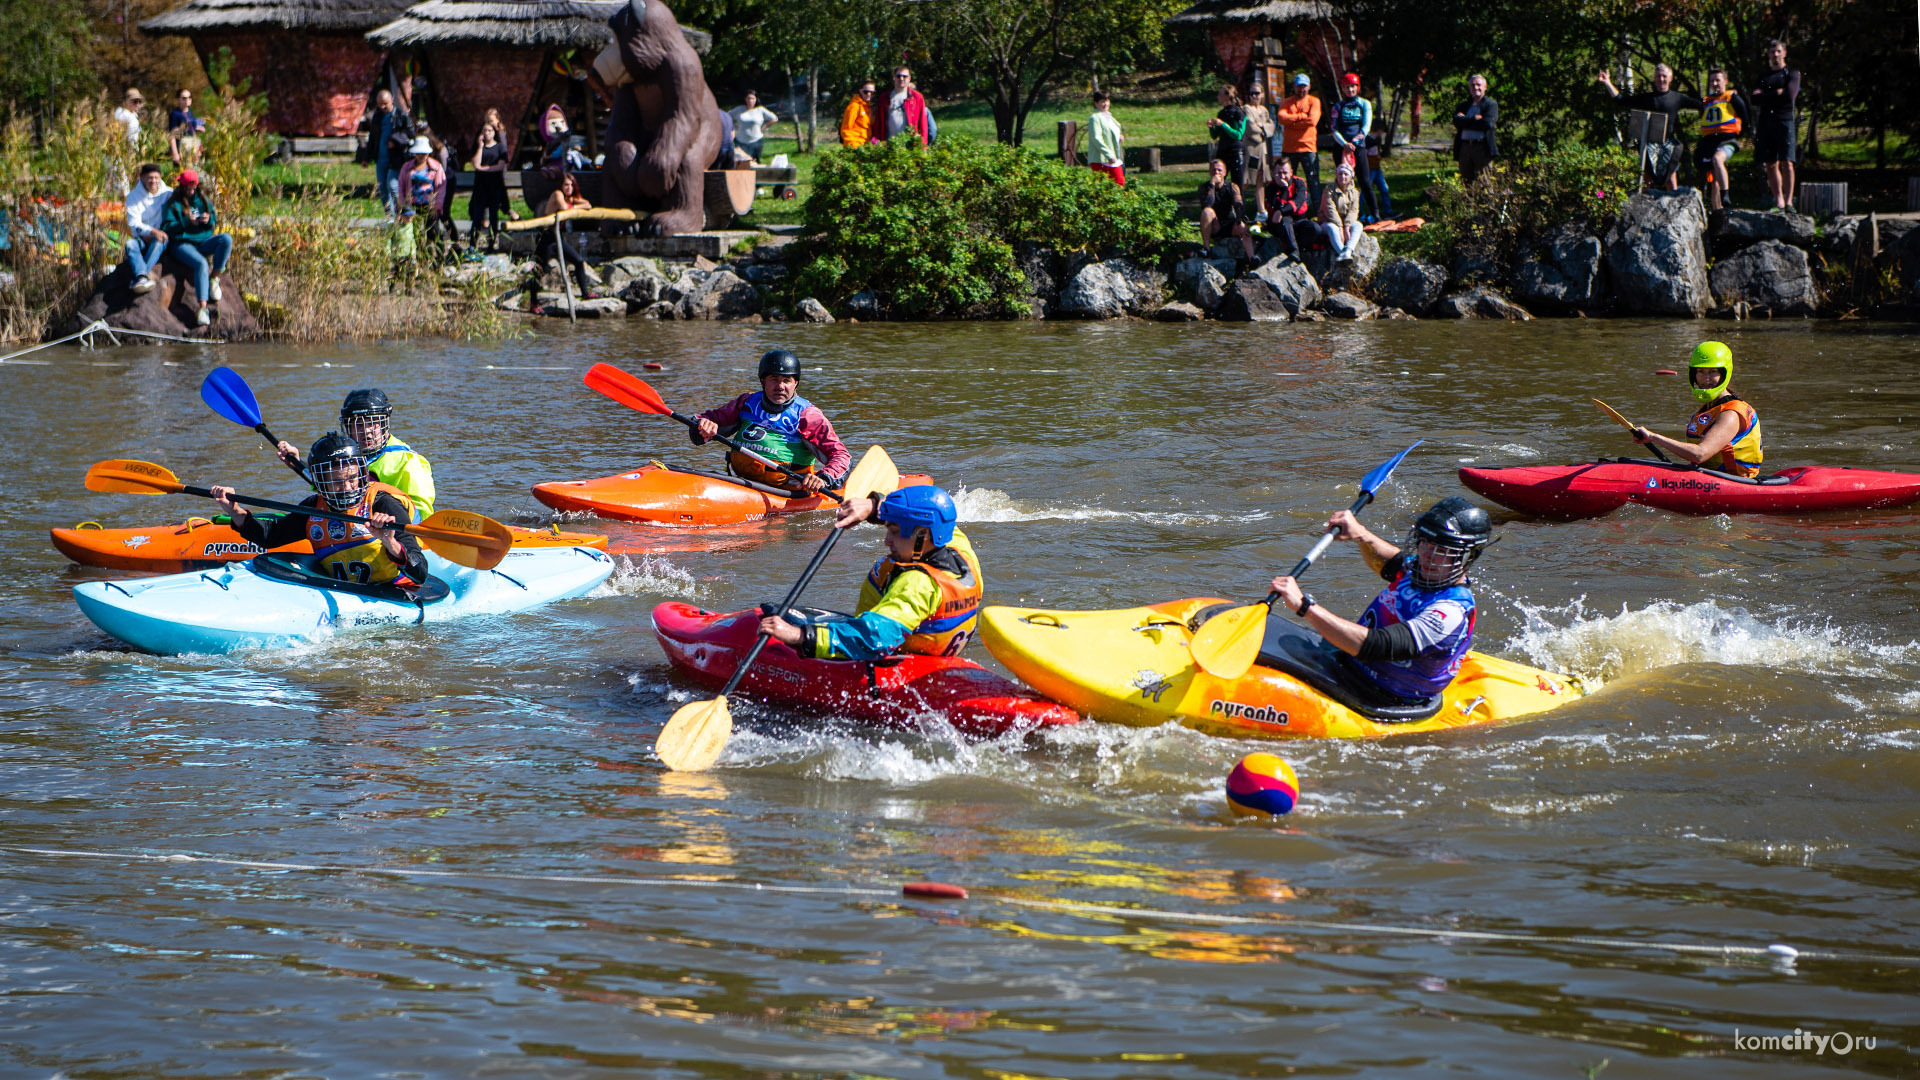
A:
[[1226, 752, 1299, 817]]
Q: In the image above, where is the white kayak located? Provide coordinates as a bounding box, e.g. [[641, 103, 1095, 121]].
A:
[[74, 546, 614, 655]]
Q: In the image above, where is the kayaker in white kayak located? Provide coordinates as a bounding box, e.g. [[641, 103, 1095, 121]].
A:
[[761, 485, 983, 660], [1269, 497, 1492, 702], [211, 433, 428, 587], [1629, 341, 1764, 477], [692, 349, 851, 493], [274, 388, 439, 517]]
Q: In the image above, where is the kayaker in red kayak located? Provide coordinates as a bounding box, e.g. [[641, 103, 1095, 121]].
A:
[[1630, 341, 1764, 477], [760, 485, 983, 659], [1269, 497, 1493, 702], [210, 434, 427, 586], [272, 388, 439, 518], [691, 349, 851, 493]]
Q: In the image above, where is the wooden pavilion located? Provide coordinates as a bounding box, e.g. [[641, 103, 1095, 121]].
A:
[[1166, 0, 1357, 94]]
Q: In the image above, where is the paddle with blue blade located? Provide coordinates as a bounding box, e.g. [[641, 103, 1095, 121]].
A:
[[1189, 441, 1424, 680], [201, 366, 307, 478]]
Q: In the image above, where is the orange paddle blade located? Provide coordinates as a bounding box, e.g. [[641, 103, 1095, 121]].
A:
[[1591, 398, 1637, 431], [412, 509, 515, 571], [1189, 602, 1270, 680], [86, 459, 185, 494], [657, 696, 732, 771], [585, 362, 671, 416]]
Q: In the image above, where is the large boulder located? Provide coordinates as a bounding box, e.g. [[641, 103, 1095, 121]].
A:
[[1322, 291, 1377, 320], [1015, 242, 1060, 318], [602, 255, 666, 293], [1433, 288, 1534, 321], [1056, 258, 1166, 319], [68, 263, 263, 340], [1513, 224, 1607, 315], [1710, 239, 1819, 317], [1714, 208, 1815, 248], [1451, 247, 1504, 286], [658, 268, 759, 319], [1304, 230, 1381, 291], [1604, 187, 1711, 316], [796, 297, 834, 323], [1218, 255, 1320, 321], [1173, 254, 1237, 290], [1151, 301, 1204, 322], [1193, 263, 1230, 313], [1371, 258, 1448, 317]]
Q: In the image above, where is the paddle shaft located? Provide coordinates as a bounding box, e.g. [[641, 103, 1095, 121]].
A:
[[715, 526, 850, 699], [1265, 489, 1381, 612], [662, 409, 844, 503], [183, 484, 423, 537], [1593, 398, 1672, 463]]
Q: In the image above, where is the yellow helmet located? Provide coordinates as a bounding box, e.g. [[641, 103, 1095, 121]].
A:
[[1688, 341, 1734, 405]]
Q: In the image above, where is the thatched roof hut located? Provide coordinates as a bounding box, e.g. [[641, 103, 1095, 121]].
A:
[[1166, 0, 1359, 93], [367, 0, 708, 52], [142, 0, 410, 136]]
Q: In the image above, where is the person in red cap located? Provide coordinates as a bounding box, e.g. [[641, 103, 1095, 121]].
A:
[[158, 169, 230, 327], [1328, 73, 1381, 223]]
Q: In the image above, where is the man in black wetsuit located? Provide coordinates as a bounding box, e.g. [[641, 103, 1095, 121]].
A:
[[1750, 39, 1801, 212], [1597, 63, 1701, 191]]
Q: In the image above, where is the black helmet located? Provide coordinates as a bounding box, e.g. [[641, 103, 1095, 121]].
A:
[[308, 432, 368, 512], [340, 388, 393, 449], [1406, 497, 1492, 589], [757, 349, 801, 380]]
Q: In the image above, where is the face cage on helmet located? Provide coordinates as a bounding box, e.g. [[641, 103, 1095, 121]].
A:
[[311, 456, 369, 512], [341, 413, 390, 450], [1406, 529, 1482, 590]]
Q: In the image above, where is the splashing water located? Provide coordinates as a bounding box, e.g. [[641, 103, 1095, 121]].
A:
[[953, 484, 1272, 527], [593, 554, 702, 600]]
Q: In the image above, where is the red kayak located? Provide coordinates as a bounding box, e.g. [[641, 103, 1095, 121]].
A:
[[651, 602, 1082, 737], [1460, 457, 1920, 519]]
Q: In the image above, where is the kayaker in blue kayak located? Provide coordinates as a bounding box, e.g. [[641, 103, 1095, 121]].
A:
[[212, 434, 428, 586], [274, 388, 438, 517], [1269, 497, 1492, 701], [1629, 341, 1763, 477], [760, 485, 983, 659], [691, 349, 851, 493]]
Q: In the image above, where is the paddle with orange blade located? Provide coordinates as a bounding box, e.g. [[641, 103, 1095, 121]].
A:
[[1188, 441, 1423, 681], [654, 445, 900, 772], [583, 361, 842, 501], [1592, 397, 1671, 463], [84, 459, 513, 570]]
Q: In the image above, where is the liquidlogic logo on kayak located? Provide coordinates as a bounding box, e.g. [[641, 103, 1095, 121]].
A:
[[1645, 477, 1720, 492], [1209, 699, 1289, 726]]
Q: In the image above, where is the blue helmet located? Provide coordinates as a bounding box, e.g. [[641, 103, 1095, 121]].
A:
[[875, 485, 958, 547]]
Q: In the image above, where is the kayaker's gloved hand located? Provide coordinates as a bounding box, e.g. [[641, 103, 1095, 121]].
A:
[[761, 614, 806, 647], [834, 495, 878, 529]]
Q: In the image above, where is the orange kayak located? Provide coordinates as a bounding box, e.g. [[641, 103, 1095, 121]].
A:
[[530, 463, 933, 527], [52, 515, 608, 574]]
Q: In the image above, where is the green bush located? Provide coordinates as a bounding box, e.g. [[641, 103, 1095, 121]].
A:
[[1404, 144, 1639, 270], [789, 137, 1183, 318]]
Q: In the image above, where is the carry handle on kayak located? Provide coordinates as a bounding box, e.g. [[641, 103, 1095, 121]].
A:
[[584, 362, 845, 502], [201, 366, 308, 478]]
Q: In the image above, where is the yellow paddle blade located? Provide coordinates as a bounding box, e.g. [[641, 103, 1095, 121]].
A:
[[657, 695, 732, 772], [1591, 398, 1638, 431], [1189, 602, 1270, 680], [411, 509, 515, 571], [841, 445, 900, 502], [86, 459, 184, 494]]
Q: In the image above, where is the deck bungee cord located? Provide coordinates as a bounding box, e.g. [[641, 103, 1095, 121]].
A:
[[11, 845, 1916, 970]]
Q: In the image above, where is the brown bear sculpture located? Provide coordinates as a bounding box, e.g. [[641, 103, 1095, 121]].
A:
[[602, 0, 722, 237]]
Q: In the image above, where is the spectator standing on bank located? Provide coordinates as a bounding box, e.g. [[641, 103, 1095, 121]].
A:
[[1321, 162, 1363, 262], [113, 89, 144, 142], [1452, 74, 1499, 184], [1366, 134, 1396, 217], [1242, 84, 1276, 218], [1198, 157, 1255, 262], [122, 163, 170, 295], [1695, 66, 1748, 211], [731, 91, 779, 163], [1275, 72, 1323, 209], [1087, 89, 1125, 185], [167, 89, 206, 167], [840, 81, 875, 146], [1597, 63, 1700, 191], [1207, 85, 1249, 193], [398, 136, 447, 228], [468, 119, 510, 251], [358, 90, 415, 215], [1750, 40, 1800, 211], [872, 66, 932, 146], [160, 169, 229, 327], [1329, 74, 1379, 222], [1263, 156, 1310, 256]]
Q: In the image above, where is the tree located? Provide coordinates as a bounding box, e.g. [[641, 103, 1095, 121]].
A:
[[0, 0, 94, 115]]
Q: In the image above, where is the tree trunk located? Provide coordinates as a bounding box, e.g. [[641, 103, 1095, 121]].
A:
[[1382, 85, 1404, 158], [805, 67, 818, 152]]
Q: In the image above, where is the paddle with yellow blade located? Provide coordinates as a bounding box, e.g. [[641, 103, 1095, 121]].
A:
[[1188, 441, 1424, 681], [1591, 397, 1672, 464], [84, 459, 514, 570], [584, 362, 845, 501], [654, 445, 901, 772]]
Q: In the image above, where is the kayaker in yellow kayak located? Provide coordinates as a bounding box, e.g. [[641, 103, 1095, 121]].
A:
[[211, 433, 427, 586], [761, 485, 983, 659], [1629, 341, 1763, 477], [692, 349, 851, 493], [274, 388, 439, 517], [1269, 497, 1492, 702]]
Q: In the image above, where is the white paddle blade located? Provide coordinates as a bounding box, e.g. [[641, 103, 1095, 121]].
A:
[[656, 696, 732, 771], [842, 445, 900, 502]]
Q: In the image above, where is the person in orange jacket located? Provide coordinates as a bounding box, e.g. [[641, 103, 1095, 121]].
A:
[[840, 80, 875, 146], [1275, 72, 1323, 209]]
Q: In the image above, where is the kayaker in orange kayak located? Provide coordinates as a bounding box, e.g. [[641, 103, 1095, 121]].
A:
[[1269, 497, 1492, 702], [272, 388, 439, 517], [761, 485, 983, 660], [691, 349, 851, 493], [1630, 341, 1764, 477], [210, 433, 427, 586]]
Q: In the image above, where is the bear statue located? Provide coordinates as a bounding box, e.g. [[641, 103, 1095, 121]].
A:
[[598, 0, 721, 236]]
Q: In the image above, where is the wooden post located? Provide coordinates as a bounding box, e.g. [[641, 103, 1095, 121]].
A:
[[1798, 182, 1848, 217], [1057, 120, 1078, 166], [555, 218, 575, 323], [1907, 176, 1920, 212]]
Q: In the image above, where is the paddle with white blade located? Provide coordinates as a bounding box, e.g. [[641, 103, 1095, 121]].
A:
[[1188, 441, 1423, 681], [654, 445, 901, 772]]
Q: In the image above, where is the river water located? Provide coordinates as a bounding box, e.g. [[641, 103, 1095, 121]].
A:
[[3, 318, 1917, 1077]]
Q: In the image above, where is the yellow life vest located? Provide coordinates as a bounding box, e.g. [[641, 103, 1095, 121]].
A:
[[861, 537, 984, 657], [306, 482, 417, 585], [1686, 395, 1762, 477], [1700, 92, 1743, 137]]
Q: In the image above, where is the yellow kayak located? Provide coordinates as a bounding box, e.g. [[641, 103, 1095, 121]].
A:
[[979, 598, 1585, 740]]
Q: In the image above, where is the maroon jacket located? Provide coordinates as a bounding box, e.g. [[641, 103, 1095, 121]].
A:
[[1266, 175, 1309, 219], [870, 88, 931, 146]]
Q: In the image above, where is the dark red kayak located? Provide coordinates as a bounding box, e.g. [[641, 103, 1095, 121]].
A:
[[651, 602, 1082, 737], [1459, 457, 1920, 519]]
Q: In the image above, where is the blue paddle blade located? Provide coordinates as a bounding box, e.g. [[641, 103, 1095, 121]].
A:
[[200, 366, 262, 428], [1359, 440, 1423, 496]]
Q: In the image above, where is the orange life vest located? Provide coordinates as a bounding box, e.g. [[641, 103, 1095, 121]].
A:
[[1700, 92, 1743, 137], [863, 544, 983, 657], [306, 482, 417, 585], [1685, 395, 1762, 477]]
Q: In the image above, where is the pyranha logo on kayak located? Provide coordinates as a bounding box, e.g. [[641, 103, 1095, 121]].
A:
[[203, 542, 262, 556], [1209, 699, 1289, 725], [1131, 669, 1173, 702]]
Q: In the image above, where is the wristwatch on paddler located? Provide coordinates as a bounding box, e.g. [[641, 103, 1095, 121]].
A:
[[1296, 594, 1316, 617]]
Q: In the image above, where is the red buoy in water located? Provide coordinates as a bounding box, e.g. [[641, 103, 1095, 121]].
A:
[[902, 881, 968, 900]]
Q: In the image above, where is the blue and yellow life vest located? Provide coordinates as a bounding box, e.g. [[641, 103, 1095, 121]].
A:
[[307, 482, 417, 586], [1354, 574, 1477, 699], [1686, 394, 1762, 477], [861, 541, 983, 657]]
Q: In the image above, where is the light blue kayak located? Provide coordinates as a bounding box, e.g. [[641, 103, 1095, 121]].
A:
[[74, 546, 614, 655]]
